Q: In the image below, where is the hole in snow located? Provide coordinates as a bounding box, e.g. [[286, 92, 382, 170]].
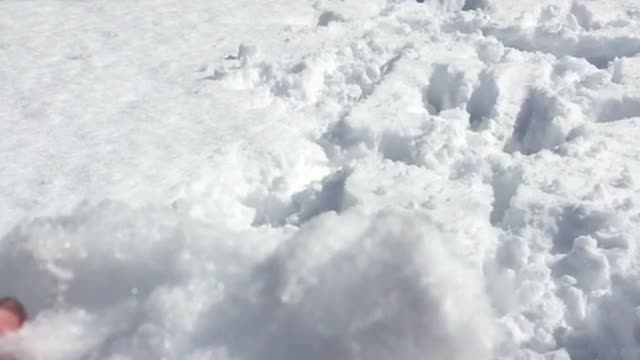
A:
[[422, 65, 468, 115], [379, 132, 416, 165], [317, 10, 344, 27], [570, 2, 594, 30], [318, 117, 373, 161], [583, 56, 616, 70], [249, 170, 357, 227], [506, 88, 566, 155], [462, 0, 488, 11], [288, 169, 356, 225], [489, 168, 523, 227], [467, 70, 498, 130]]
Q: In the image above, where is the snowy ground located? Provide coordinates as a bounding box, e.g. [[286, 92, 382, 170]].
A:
[[2, 0, 640, 359]]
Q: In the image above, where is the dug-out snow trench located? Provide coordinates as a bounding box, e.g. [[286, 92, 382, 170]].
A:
[[597, 97, 640, 123], [379, 132, 418, 165], [488, 28, 640, 69]]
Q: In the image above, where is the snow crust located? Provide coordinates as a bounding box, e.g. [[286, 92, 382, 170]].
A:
[[2, 0, 640, 359]]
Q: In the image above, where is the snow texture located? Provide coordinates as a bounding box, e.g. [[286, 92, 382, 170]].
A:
[[2, 0, 640, 359]]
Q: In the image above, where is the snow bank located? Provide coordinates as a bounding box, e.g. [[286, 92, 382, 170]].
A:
[[0, 204, 496, 360]]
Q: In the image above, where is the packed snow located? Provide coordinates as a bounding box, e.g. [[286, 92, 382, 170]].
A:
[[2, 0, 640, 359]]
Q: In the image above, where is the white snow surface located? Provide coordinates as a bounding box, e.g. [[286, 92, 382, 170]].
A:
[[2, 0, 640, 359]]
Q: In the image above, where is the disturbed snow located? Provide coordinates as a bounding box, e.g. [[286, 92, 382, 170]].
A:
[[2, 0, 640, 359]]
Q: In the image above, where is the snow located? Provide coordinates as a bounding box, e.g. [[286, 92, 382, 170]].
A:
[[2, 0, 640, 359]]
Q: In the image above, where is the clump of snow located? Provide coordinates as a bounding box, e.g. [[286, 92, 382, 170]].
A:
[[553, 236, 610, 291]]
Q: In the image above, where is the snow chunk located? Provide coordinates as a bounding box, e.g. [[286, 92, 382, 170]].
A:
[[553, 236, 610, 291]]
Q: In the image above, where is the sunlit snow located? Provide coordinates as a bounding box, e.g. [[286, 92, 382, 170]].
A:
[[2, 0, 640, 359]]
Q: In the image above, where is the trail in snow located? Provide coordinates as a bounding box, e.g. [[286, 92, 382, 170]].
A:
[[2, 1, 640, 360]]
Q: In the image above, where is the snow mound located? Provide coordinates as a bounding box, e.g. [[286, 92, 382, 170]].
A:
[[0, 204, 495, 360]]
